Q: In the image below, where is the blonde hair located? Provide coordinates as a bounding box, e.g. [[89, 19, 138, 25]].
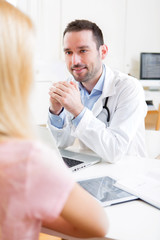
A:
[[0, 0, 35, 141]]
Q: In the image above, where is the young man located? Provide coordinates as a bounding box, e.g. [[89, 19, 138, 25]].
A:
[[48, 19, 147, 163]]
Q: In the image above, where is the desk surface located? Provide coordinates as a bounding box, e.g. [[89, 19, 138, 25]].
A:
[[42, 154, 160, 240], [39, 233, 61, 240], [73, 155, 160, 240]]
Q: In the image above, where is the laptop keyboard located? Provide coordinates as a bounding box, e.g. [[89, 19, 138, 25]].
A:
[[62, 157, 83, 168]]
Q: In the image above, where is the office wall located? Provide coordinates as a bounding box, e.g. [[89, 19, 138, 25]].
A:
[[125, 0, 160, 78], [17, 0, 63, 124], [17, 0, 160, 124], [61, 0, 127, 72]]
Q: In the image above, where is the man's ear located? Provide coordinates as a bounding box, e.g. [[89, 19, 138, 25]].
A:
[[100, 44, 108, 60]]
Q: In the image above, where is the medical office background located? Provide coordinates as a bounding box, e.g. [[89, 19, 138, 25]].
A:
[[9, 0, 160, 125]]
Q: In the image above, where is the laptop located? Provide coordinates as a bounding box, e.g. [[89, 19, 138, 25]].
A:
[[36, 125, 101, 171]]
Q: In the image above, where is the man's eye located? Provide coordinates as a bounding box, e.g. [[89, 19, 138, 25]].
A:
[[80, 50, 87, 53], [65, 51, 72, 55]]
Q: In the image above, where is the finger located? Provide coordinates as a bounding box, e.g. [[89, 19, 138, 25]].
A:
[[60, 81, 76, 90], [50, 93, 64, 105], [50, 82, 69, 93], [69, 81, 78, 89], [49, 85, 66, 97], [55, 83, 76, 96], [49, 85, 57, 93], [50, 93, 62, 103], [60, 82, 80, 95], [52, 81, 76, 92], [71, 82, 79, 91], [50, 82, 75, 98]]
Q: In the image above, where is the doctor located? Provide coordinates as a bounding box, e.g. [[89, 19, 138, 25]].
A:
[[48, 19, 147, 163]]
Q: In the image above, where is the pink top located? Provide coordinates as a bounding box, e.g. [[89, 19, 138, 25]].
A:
[[0, 139, 74, 240]]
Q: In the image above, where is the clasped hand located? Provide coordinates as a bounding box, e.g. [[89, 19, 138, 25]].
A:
[[49, 81, 84, 117]]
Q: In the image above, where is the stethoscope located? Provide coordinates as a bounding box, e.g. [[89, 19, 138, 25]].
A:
[[103, 97, 110, 123]]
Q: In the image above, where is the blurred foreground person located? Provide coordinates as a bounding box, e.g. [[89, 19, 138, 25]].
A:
[[0, 1, 109, 239]]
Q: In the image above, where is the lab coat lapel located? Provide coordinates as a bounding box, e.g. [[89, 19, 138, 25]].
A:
[[92, 65, 116, 116]]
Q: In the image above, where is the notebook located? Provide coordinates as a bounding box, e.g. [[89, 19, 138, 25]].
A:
[[36, 125, 101, 171], [78, 176, 138, 207], [115, 168, 160, 209]]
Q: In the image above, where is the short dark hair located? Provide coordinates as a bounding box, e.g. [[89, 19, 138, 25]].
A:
[[63, 19, 104, 49]]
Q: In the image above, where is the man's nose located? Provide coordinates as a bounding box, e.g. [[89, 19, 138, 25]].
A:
[[72, 53, 81, 65]]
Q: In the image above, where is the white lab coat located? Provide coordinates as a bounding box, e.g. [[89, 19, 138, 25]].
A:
[[48, 65, 148, 163]]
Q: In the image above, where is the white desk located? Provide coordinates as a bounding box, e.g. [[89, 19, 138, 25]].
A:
[[144, 90, 160, 109], [41, 154, 160, 240], [144, 90, 160, 130]]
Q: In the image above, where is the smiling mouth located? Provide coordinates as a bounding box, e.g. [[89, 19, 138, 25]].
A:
[[73, 68, 85, 72], [71, 65, 87, 74]]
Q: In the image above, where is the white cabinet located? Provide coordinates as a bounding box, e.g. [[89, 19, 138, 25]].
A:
[[17, 0, 63, 124], [17, 0, 61, 63]]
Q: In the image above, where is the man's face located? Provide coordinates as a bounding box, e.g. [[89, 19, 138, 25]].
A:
[[63, 30, 104, 84]]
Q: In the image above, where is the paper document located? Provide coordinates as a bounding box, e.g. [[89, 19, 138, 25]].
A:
[[115, 168, 160, 209]]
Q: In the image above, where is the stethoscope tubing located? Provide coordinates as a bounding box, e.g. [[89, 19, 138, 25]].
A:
[[103, 97, 110, 122]]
